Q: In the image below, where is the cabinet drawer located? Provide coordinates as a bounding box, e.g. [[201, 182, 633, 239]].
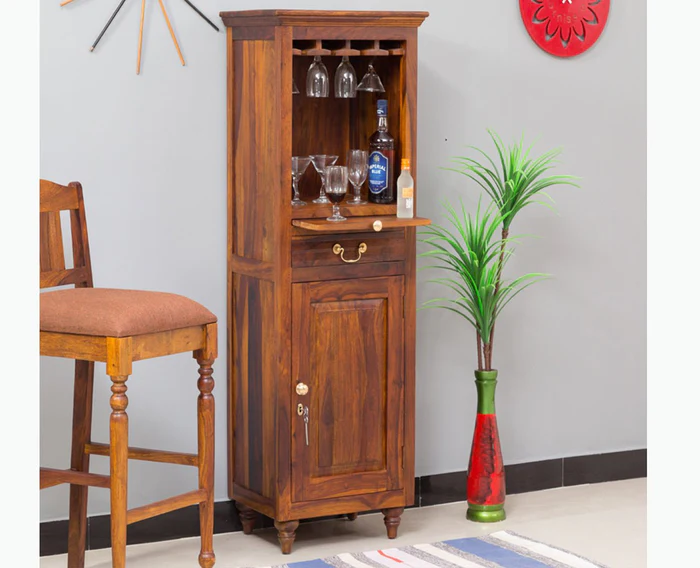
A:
[[292, 231, 406, 268]]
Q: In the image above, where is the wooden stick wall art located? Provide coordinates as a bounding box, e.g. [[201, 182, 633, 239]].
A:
[[60, 0, 219, 74]]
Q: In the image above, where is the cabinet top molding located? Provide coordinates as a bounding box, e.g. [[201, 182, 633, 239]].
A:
[[220, 10, 429, 29]]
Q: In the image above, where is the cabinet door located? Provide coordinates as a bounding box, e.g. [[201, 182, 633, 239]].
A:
[[291, 276, 405, 503]]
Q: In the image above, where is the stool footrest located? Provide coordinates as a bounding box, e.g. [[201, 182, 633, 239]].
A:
[[85, 442, 199, 466], [127, 488, 207, 525], [40, 467, 111, 490]]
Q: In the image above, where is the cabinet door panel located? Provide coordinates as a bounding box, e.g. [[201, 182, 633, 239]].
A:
[[292, 276, 404, 503]]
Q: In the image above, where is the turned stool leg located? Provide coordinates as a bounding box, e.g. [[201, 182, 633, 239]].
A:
[[67, 360, 94, 568], [382, 507, 404, 539], [107, 337, 132, 568], [109, 374, 129, 568], [236, 503, 258, 535], [196, 356, 216, 568], [274, 520, 300, 554]]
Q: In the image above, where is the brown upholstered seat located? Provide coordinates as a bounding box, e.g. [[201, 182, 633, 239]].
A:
[[41, 288, 217, 338]]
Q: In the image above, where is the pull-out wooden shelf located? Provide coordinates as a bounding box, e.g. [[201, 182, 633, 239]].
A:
[[292, 215, 431, 233]]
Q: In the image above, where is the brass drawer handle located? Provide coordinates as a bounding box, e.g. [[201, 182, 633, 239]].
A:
[[333, 242, 367, 263]]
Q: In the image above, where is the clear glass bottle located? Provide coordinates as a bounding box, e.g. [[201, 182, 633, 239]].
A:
[[368, 99, 395, 204], [396, 158, 414, 218]]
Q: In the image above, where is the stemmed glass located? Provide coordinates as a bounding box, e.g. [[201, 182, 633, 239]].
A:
[[310, 155, 338, 204], [334, 56, 357, 98], [291, 156, 311, 206], [356, 63, 385, 93], [347, 149, 368, 204], [306, 56, 329, 98], [325, 166, 348, 222], [292, 78, 300, 95]]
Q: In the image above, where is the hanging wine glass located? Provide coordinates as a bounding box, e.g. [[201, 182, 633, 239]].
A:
[[306, 55, 329, 98], [356, 63, 385, 93], [292, 78, 300, 95], [334, 56, 357, 98]]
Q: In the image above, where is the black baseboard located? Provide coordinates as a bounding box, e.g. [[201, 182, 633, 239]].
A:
[[418, 449, 646, 507], [40, 448, 646, 557]]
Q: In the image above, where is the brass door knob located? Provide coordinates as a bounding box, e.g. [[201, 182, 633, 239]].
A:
[[373, 220, 383, 232], [296, 382, 309, 396]]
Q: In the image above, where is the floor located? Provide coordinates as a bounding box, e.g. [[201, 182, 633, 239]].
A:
[[41, 478, 646, 568]]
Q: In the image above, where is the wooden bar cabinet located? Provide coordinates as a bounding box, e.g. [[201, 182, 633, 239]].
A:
[[221, 10, 429, 553]]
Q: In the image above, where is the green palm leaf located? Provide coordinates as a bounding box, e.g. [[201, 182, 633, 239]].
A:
[[419, 199, 546, 349], [447, 129, 579, 230]]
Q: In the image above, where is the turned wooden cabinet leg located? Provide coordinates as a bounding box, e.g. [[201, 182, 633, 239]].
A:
[[109, 374, 129, 568], [197, 356, 216, 568], [346, 513, 358, 521], [236, 503, 258, 535], [67, 360, 94, 568], [274, 520, 300, 554], [382, 507, 404, 539]]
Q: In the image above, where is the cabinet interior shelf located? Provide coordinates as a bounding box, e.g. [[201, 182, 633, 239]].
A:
[[292, 215, 431, 233], [291, 202, 396, 219]]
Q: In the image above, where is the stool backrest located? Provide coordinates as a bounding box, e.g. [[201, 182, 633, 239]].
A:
[[40, 179, 93, 289]]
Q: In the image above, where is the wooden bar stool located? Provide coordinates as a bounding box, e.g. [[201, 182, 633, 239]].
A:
[[39, 179, 218, 568]]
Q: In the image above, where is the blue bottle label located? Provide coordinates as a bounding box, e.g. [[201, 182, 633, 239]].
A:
[[368, 151, 389, 194]]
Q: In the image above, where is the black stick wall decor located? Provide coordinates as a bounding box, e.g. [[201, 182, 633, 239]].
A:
[[60, 0, 219, 74]]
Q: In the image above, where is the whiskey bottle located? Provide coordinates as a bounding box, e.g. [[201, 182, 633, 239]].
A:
[[368, 99, 395, 204]]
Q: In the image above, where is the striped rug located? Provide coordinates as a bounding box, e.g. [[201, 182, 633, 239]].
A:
[[258, 531, 607, 568]]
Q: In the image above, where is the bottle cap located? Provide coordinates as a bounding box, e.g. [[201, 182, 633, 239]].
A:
[[401, 158, 410, 169], [377, 99, 388, 116]]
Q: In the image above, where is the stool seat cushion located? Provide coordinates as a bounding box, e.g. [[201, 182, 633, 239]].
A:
[[41, 288, 217, 338]]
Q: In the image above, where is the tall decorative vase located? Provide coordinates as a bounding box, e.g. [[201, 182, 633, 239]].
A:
[[466, 370, 506, 522]]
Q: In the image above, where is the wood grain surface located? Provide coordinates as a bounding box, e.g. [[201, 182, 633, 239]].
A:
[[224, 10, 427, 552]]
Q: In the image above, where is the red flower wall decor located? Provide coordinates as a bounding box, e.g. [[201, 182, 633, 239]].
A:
[[520, 0, 610, 58]]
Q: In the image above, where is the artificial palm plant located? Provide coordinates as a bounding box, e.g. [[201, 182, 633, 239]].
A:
[[421, 130, 578, 522], [421, 200, 547, 371]]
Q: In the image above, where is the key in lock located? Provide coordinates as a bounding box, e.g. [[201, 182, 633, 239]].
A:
[[303, 406, 309, 446]]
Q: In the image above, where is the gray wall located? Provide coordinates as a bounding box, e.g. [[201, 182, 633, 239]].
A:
[[40, 1, 646, 521]]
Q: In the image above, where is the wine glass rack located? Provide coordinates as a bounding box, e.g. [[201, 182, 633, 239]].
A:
[[292, 39, 406, 56]]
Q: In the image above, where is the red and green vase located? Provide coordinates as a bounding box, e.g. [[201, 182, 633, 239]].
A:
[[466, 370, 506, 522]]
